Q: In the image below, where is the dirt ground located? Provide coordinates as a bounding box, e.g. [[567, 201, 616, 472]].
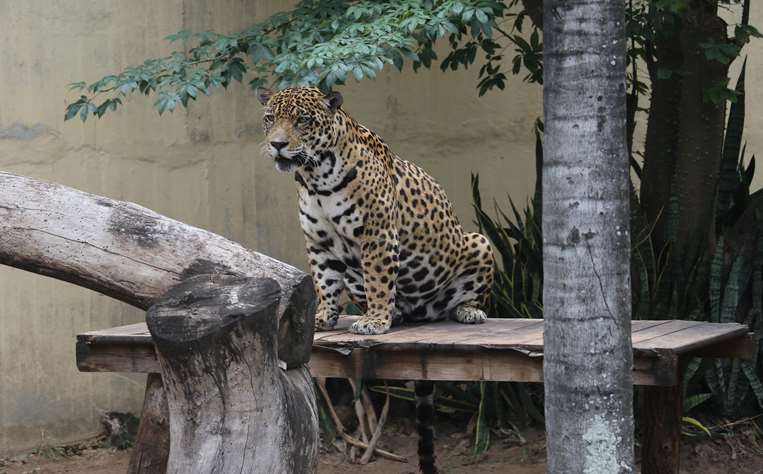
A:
[[1, 418, 761, 474]]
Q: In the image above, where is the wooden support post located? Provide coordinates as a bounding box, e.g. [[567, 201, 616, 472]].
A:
[[128, 373, 169, 474], [147, 275, 319, 474], [639, 356, 683, 474]]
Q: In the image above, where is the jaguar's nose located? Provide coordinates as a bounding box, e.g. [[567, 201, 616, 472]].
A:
[[270, 141, 289, 151]]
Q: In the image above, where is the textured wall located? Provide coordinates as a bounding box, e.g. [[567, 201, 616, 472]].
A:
[[2, 0, 763, 456], [0, 0, 540, 452]]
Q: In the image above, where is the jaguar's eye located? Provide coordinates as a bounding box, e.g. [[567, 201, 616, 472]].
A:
[[263, 113, 274, 125], [297, 115, 312, 126]]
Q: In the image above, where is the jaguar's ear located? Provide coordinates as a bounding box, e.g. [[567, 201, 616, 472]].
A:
[[323, 91, 343, 112], [256, 87, 273, 106]]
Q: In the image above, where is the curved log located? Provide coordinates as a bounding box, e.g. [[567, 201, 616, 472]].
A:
[[147, 275, 318, 474], [0, 172, 314, 367]]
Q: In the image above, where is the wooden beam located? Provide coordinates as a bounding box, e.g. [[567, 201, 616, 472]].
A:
[[308, 347, 679, 386], [684, 333, 754, 360], [78, 341, 681, 386], [76, 341, 158, 373], [639, 355, 683, 474]]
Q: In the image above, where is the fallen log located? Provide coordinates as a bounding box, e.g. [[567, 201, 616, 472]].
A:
[[0, 172, 314, 367], [0, 172, 319, 473]]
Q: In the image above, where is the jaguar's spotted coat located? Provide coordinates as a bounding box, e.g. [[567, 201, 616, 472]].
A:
[[257, 86, 495, 474], [257, 87, 495, 338]]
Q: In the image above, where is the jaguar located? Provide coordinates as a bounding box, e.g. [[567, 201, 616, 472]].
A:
[[257, 86, 495, 474]]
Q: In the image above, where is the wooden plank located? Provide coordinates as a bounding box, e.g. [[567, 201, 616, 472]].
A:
[[309, 348, 677, 386], [75, 320, 750, 387], [76, 338, 677, 385], [686, 333, 754, 360], [631, 320, 678, 332], [81, 319, 747, 352], [309, 348, 545, 383], [631, 320, 702, 345], [82, 322, 149, 337], [78, 322, 152, 344], [77, 341, 159, 373], [427, 320, 542, 346], [637, 322, 749, 353], [640, 380, 682, 473], [513, 320, 676, 349], [317, 321, 547, 351]]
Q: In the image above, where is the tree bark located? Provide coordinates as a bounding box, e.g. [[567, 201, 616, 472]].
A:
[[0, 172, 314, 368], [147, 275, 318, 474], [640, 9, 684, 253], [670, 1, 728, 271], [128, 374, 170, 474], [543, 0, 634, 472]]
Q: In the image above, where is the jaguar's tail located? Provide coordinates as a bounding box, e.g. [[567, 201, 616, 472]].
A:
[[415, 380, 438, 474]]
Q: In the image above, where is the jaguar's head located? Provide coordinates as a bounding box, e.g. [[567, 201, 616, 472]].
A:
[[256, 87, 343, 172]]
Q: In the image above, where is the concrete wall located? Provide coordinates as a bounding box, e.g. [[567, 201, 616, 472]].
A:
[[0, 0, 540, 452]]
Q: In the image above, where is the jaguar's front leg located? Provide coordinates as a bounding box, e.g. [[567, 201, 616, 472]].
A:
[[350, 227, 399, 335], [306, 241, 347, 331]]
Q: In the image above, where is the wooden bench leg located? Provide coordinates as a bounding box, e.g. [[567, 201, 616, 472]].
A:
[[128, 373, 169, 474], [639, 383, 682, 474]]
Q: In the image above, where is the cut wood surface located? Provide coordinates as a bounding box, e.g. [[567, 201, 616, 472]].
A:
[[0, 172, 315, 367], [77, 317, 752, 386]]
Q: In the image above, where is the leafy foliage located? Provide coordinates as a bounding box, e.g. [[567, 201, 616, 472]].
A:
[[632, 61, 763, 416], [66, 0, 519, 121], [65, 0, 760, 121], [471, 121, 543, 319]]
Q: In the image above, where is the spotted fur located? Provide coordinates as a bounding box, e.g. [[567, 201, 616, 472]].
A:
[[257, 86, 495, 337]]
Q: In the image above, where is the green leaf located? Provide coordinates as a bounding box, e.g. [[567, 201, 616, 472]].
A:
[[474, 9, 488, 24], [64, 102, 82, 121], [742, 362, 763, 409], [68, 81, 87, 91], [473, 381, 490, 456], [682, 416, 711, 437], [684, 393, 712, 413]]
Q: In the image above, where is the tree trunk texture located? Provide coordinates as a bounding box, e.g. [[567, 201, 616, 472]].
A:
[[147, 275, 318, 474], [0, 172, 320, 472], [640, 0, 728, 278], [128, 374, 170, 474], [671, 2, 727, 271], [543, 0, 634, 473], [640, 9, 683, 253], [0, 172, 314, 368]]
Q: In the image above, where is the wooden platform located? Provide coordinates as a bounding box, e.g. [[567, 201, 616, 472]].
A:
[[77, 317, 752, 387], [76, 317, 752, 474]]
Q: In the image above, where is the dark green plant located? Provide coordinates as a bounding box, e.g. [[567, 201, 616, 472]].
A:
[[468, 124, 546, 454], [64, 0, 527, 121], [632, 60, 763, 416], [471, 121, 543, 320], [471, 62, 763, 422]]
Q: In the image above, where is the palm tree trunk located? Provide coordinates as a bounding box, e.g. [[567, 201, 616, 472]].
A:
[[542, 0, 634, 472]]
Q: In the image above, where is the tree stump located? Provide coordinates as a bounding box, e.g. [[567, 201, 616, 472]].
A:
[[146, 275, 318, 474]]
